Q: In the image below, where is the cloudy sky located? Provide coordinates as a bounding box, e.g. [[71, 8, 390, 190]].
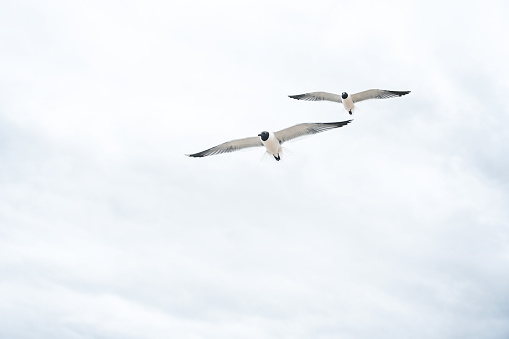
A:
[[1, 0, 509, 338]]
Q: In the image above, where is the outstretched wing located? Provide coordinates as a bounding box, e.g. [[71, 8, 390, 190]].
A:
[[274, 120, 352, 144], [351, 89, 410, 103], [288, 91, 343, 103], [187, 136, 263, 158]]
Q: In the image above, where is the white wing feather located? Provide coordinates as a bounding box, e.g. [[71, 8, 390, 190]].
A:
[[274, 120, 352, 144], [288, 92, 343, 103], [187, 136, 263, 157], [351, 89, 410, 103]]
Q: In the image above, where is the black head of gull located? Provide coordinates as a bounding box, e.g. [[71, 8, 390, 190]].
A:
[[341, 92, 348, 99], [258, 131, 269, 141]]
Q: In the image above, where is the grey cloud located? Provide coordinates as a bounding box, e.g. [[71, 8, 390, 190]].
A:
[[1, 0, 509, 338]]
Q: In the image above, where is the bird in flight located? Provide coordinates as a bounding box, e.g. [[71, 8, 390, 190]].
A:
[[187, 120, 352, 161], [289, 89, 410, 115]]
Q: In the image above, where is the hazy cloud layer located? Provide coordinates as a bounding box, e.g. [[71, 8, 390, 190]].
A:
[[1, 1, 508, 338]]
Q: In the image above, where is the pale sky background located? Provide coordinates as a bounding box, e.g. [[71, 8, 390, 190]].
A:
[[1, 1, 509, 338]]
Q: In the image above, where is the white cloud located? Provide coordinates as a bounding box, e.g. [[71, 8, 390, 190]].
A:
[[1, 0, 508, 338]]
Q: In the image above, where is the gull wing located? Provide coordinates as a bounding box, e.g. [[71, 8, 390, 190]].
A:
[[351, 89, 411, 103], [288, 91, 343, 103], [187, 136, 263, 158], [274, 120, 352, 144]]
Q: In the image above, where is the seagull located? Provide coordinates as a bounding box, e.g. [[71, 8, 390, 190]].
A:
[[289, 89, 410, 115], [187, 120, 352, 161]]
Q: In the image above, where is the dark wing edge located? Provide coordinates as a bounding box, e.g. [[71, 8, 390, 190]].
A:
[[352, 89, 411, 103], [379, 90, 411, 98], [289, 94, 310, 100], [186, 136, 263, 158], [288, 91, 343, 103], [275, 120, 353, 144]]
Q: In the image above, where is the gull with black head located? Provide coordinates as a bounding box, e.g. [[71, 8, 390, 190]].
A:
[[289, 89, 411, 115], [187, 120, 352, 161]]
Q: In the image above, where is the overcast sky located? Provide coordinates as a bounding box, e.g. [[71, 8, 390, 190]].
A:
[[1, 1, 509, 338]]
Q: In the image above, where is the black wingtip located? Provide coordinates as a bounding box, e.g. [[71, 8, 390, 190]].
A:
[[339, 119, 353, 127], [288, 94, 305, 100], [391, 90, 411, 96], [322, 119, 353, 128]]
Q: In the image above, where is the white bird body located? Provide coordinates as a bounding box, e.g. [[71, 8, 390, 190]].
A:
[[289, 89, 410, 115], [187, 120, 352, 161], [262, 132, 282, 159], [342, 94, 355, 114]]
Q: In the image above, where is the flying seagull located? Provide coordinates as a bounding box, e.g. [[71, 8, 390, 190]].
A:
[[289, 89, 410, 115], [187, 120, 352, 161]]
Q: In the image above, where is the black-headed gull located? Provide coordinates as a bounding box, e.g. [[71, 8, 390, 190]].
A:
[[187, 120, 352, 161], [289, 89, 410, 115]]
